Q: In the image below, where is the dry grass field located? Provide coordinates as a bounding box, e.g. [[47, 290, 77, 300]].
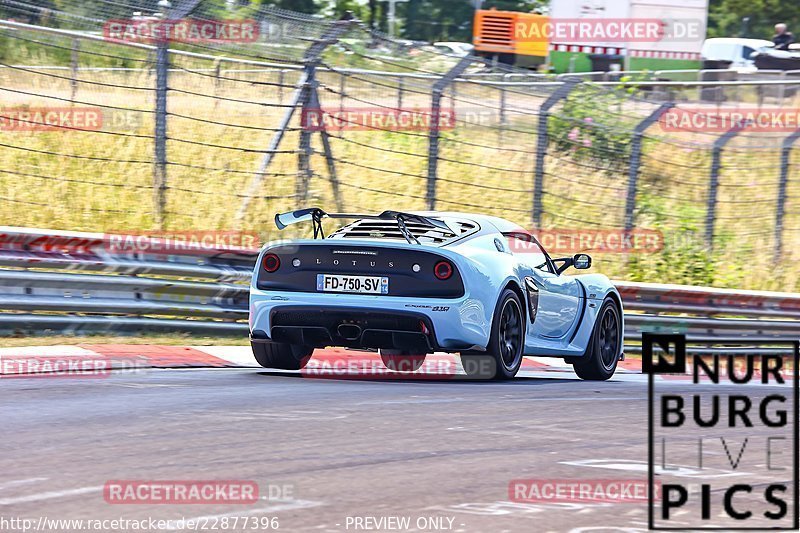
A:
[[1, 45, 798, 292]]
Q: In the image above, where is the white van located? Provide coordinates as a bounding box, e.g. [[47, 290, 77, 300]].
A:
[[701, 37, 775, 71]]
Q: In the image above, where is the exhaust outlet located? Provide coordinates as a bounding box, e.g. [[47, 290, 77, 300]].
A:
[[337, 323, 362, 341]]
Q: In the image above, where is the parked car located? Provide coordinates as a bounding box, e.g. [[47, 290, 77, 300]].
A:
[[701, 37, 774, 71]]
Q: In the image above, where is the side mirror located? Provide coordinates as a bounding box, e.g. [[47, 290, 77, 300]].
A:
[[553, 254, 592, 274], [573, 253, 592, 270]]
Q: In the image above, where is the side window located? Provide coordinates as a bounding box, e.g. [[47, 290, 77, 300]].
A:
[[506, 235, 552, 273], [741, 46, 755, 60]]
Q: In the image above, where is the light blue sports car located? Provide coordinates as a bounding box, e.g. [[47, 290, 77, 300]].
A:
[[249, 208, 623, 380]]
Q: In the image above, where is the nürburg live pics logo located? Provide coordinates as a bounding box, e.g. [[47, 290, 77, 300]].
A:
[[645, 333, 799, 530]]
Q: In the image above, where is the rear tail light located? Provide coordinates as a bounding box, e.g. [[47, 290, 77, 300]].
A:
[[434, 260, 453, 280], [263, 253, 280, 273]]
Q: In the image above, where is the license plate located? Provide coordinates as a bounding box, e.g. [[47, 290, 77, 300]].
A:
[[317, 274, 389, 294]]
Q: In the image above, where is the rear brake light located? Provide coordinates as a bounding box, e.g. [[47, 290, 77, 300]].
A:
[[263, 253, 280, 273], [434, 260, 453, 280]]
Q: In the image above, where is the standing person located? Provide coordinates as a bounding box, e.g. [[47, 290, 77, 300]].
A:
[[772, 23, 794, 51]]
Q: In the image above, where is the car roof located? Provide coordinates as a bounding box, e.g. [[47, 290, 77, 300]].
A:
[[703, 37, 773, 47]]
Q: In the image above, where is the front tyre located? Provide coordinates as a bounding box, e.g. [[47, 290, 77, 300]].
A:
[[572, 298, 621, 381], [462, 288, 525, 380], [251, 341, 313, 370]]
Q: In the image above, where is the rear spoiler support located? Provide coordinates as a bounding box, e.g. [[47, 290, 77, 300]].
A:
[[274, 208, 450, 244]]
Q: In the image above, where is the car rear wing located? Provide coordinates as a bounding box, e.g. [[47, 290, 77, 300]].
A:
[[274, 208, 450, 243]]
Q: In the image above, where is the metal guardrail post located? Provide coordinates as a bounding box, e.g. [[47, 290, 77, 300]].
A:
[[624, 103, 674, 234], [775, 129, 800, 261], [707, 125, 743, 247], [533, 78, 581, 227], [236, 20, 353, 221], [426, 56, 474, 210], [153, 40, 168, 229]]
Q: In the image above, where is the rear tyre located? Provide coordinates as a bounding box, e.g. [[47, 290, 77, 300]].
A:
[[462, 288, 525, 380], [251, 341, 313, 370], [380, 350, 426, 372], [572, 298, 621, 381]]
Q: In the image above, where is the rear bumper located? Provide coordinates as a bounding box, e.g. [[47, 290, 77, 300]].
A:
[[249, 289, 491, 352], [257, 306, 437, 352]]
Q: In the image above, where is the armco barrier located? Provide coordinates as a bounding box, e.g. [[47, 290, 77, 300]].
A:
[[0, 227, 254, 335], [1, 228, 798, 351]]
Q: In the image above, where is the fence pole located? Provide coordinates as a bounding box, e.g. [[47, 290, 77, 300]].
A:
[[212, 58, 222, 111], [624, 103, 674, 234], [235, 19, 353, 222], [426, 56, 473, 210], [153, 40, 168, 228], [775, 128, 800, 260], [150, 0, 200, 229], [533, 78, 581, 227], [338, 72, 345, 137], [498, 80, 507, 144], [339, 73, 345, 118], [706, 126, 743, 247], [69, 38, 79, 104], [397, 76, 404, 109], [297, 77, 314, 203]]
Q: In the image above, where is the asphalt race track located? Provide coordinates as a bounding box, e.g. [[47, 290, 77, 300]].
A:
[[3, 359, 794, 533]]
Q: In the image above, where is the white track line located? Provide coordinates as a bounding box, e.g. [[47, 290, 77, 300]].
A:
[[0, 478, 48, 491], [0, 485, 104, 505]]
